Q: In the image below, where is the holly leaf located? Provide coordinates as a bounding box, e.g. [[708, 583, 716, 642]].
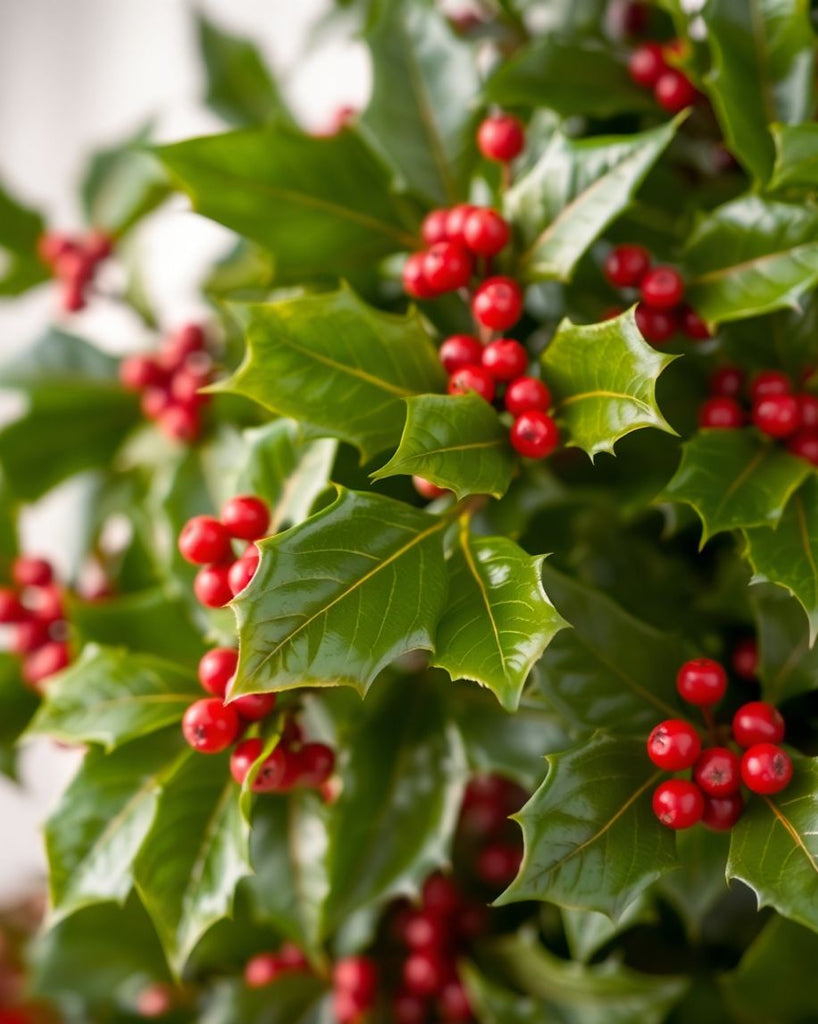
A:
[[0, 652, 38, 779], [540, 309, 676, 458], [727, 753, 818, 933], [201, 975, 329, 1024], [432, 524, 568, 711], [507, 119, 679, 283], [701, 0, 815, 184], [231, 489, 449, 697], [156, 124, 417, 282], [770, 123, 818, 193], [360, 1, 480, 205], [752, 584, 818, 703], [371, 394, 514, 500], [26, 645, 200, 750], [534, 566, 687, 737], [662, 430, 811, 545], [684, 197, 818, 325], [743, 477, 818, 645], [497, 734, 677, 918], [0, 179, 49, 295], [217, 287, 446, 462], [657, 827, 732, 941], [562, 896, 655, 963]]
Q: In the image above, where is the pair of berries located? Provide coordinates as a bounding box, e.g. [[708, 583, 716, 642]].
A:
[[441, 334, 559, 460], [458, 775, 525, 890], [0, 556, 70, 690], [229, 722, 336, 795], [243, 943, 310, 988], [37, 229, 113, 313], [177, 495, 270, 608], [648, 658, 792, 830], [120, 324, 214, 444], [628, 40, 699, 113], [603, 244, 708, 345]]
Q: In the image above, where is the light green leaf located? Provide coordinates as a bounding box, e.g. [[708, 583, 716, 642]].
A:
[[0, 179, 49, 296], [0, 652, 38, 779], [201, 975, 330, 1024], [752, 583, 818, 702], [770, 122, 818, 192]]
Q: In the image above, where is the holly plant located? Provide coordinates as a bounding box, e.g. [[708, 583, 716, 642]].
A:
[[2, 1, 818, 1022]]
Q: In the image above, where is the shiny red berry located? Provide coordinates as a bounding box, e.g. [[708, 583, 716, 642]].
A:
[[393, 991, 427, 1024], [462, 208, 510, 256], [646, 719, 701, 771], [232, 691, 277, 723], [403, 909, 448, 951], [676, 657, 727, 706], [749, 370, 790, 402], [412, 476, 448, 500], [701, 792, 744, 832], [635, 303, 677, 344], [510, 411, 559, 459], [444, 204, 478, 245], [628, 42, 667, 87], [439, 979, 472, 1022], [654, 70, 697, 112], [604, 244, 651, 288], [795, 393, 818, 429], [752, 394, 800, 438], [198, 647, 238, 697], [119, 355, 166, 391], [12, 618, 50, 654], [278, 943, 309, 971], [230, 738, 264, 785], [693, 747, 742, 797], [422, 873, 460, 917], [253, 746, 290, 793], [193, 565, 234, 608], [439, 334, 483, 374], [141, 387, 172, 420], [37, 231, 75, 266], [680, 305, 710, 340], [741, 743, 793, 795], [221, 495, 269, 541], [403, 951, 449, 998], [640, 266, 685, 310], [732, 701, 785, 747], [162, 324, 206, 368], [295, 742, 336, 788], [731, 638, 758, 681], [244, 952, 281, 988], [22, 641, 69, 687], [0, 588, 25, 623], [477, 113, 525, 161], [403, 252, 437, 299], [787, 429, 818, 465], [182, 697, 239, 753], [472, 276, 524, 330], [421, 209, 450, 246], [481, 338, 528, 381], [709, 365, 745, 398], [423, 242, 473, 292], [333, 957, 378, 1002], [505, 376, 551, 416], [157, 403, 202, 443], [135, 983, 174, 1018], [476, 841, 522, 887], [178, 516, 232, 565], [228, 553, 259, 596], [12, 556, 53, 588], [652, 779, 704, 829], [698, 397, 744, 429], [448, 364, 496, 403]]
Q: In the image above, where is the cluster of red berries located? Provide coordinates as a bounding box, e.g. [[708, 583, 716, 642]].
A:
[[457, 775, 525, 891], [603, 244, 708, 345], [628, 40, 699, 113], [699, 367, 818, 464], [648, 658, 793, 831], [0, 557, 70, 691], [119, 324, 214, 444], [37, 229, 113, 313], [243, 942, 310, 989], [177, 495, 270, 608]]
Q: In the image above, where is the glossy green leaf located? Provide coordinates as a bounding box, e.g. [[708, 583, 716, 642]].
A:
[[231, 489, 449, 697], [752, 584, 818, 702], [684, 197, 818, 325], [218, 287, 446, 461], [0, 179, 48, 295], [0, 652, 38, 778], [508, 120, 679, 283], [498, 733, 677, 917], [45, 729, 186, 923], [540, 309, 676, 457], [432, 523, 567, 711], [26, 645, 200, 750], [361, 1, 479, 204], [727, 753, 818, 932], [156, 124, 417, 281], [743, 477, 818, 644], [562, 896, 654, 963], [534, 566, 687, 736], [770, 122, 818, 192], [461, 963, 547, 1024], [371, 394, 514, 500], [202, 975, 329, 1024], [134, 748, 251, 972], [702, 0, 815, 183], [662, 430, 811, 544]]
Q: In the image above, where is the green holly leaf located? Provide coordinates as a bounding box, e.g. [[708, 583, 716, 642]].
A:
[[134, 748, 251, 973], [752, 584, 818, 703], [156, 124, 417, 282], [562, 896, 655, 963], [197, 12, 291, 127], [432, 524, 568, 711], [684, 197, 818, 325], [507, 120, 679, 283], [217, 287, 446, 462], [0, 179, 49, 295], [26, 646, 200, 750], [657, 827, 732, 941], [45, 729, 186, 924], [701, 0, 815, 184], [231, 489, 449, 698], [201, 975, 329, 1024], [662, 431, 811, 545], [371, 394, 514, 499], [769, 123, 818, 193], [0, 652, 38, 779], [727, 753, 818, 933], [486, 38, 656, 119], [534, 566, 687, 736], [743, 477, 818, 645], [497, 733, 677, 918], [360, 1, 480, 205]]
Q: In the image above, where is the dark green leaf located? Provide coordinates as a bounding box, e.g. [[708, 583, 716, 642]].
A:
[[0, 179, 48, 295], [540, 309, 676, 457], [657, 827, 732, 941], [770, 122, 818, 192], [371, 394, 514, 499], [562, 896, 654, 963], [201, 975, 329, 1024], [0, 652, 38, 778], [752, 584, 818, 702]]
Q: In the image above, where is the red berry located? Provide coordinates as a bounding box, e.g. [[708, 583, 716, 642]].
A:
[[119, 355, 166, 391], [12, 556, 53, 588], [198, 647, 238, 697], [601, 305, 624, 320], [680, 305, 710, 340], [635, 303, 677, 344], [795, 393, 818, 429], [403, 951, 449, 998], [749, 370, 790, 402], [421, 209, 450, 246], [476, 841, 522, 886], [193, 565, 234, 608], [84, 230, 113, 263], [56, 247, 94, 286], [462, 208, 510, 256], [222, 494, 270, 542], [423, 242, 473, 292], [253, 746, 290, 793], [0, 588, 25, 623], [232, 691, 277, 723], [22, 641, 69, 687], [732, 701, 785, 747], [162, 324, 206, 368], [278, 943, 309, 971], [731, 638, 758, 681], [393, 991, 428, 1024], [444, 204, 478, 246], [230, 738, 264, 785], [295, 742, 335, 787], [178, 515, 232, 565], [157, 403, 202, 443], [481, 338, 528, 381], [698, 397, 744, 429], [60, 280, 87, 313], [652, 779, 704, 829], [640, 266, 685, 310], [646, 718, 701, 771], [693, 747, 742, 797], [787, 429, 818, 465], [170, 367, 210, 406], [654, 70, 697, 112], [29, 583, 64, 623], [141, 387, 172, 420], [628, 42, 667, 87], [403, 909, 448, 951], [472, 276, 524, 330], [604, 244, 651, 288], [422, 873, 460, 917], [438, 979, 472, 1022], [740, 743, 793, 795], [477, 113, 525, 162], [439, 334, 483, 374], [403, 252, 438, 300], [135, 983, 174, 1018], [505, 376, 551, 416], [181, 697, 239, 753], [510, 411, 559, 459], [448, 364, 496, 403], [709, 366, 745, 398], [228, 554, 259, 596], [244, 952, 281, 988], [37, 231, 75, 266], [752, 394, 800, 438], [676, 658, 727, 707], [412, 476, 448, 500], [701, 792, 744, 832], [333, 957, 378, 1002], [12, 618, 50, 654]]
